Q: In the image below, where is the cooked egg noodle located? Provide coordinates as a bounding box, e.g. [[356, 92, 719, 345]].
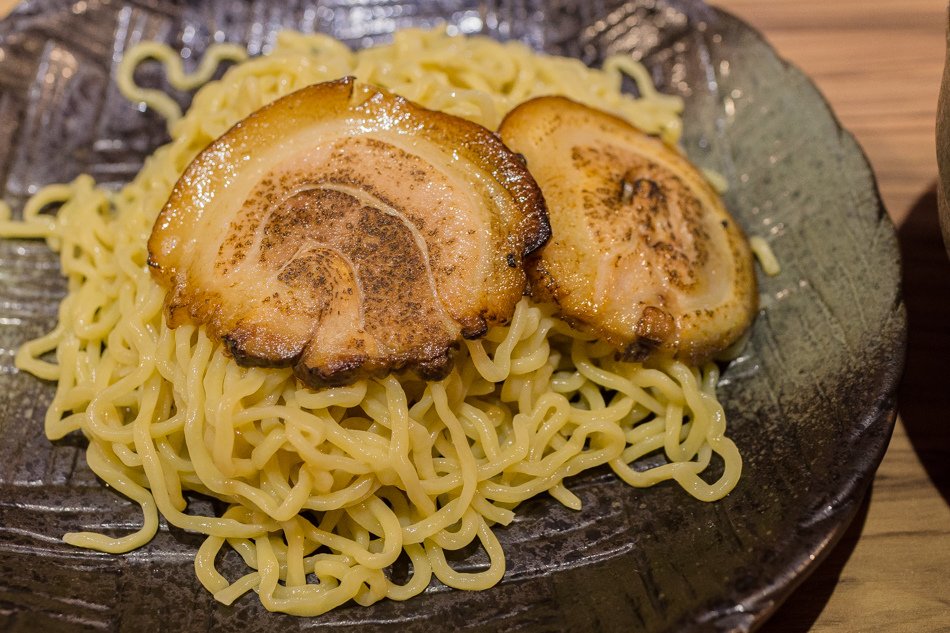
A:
[[0, 30, 739, 616]]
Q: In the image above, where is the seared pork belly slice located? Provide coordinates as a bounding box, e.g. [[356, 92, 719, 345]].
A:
[[148, 77, 549, 387], [499, 96, 756, 364]]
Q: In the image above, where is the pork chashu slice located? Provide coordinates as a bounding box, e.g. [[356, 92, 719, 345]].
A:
[[148, 77, 549, 388], [499, 96, 756, 364]]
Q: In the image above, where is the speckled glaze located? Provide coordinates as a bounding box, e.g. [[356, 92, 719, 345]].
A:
[[937, 9, 950, 257], [0, 1, 905, 632]]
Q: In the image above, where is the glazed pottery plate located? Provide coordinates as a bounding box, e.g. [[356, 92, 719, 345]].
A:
[[0, 1, 905, 631]]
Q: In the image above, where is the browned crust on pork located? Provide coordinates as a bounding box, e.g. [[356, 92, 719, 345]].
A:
[[148, 78, 549, 387], [500, 96, 757, 365]]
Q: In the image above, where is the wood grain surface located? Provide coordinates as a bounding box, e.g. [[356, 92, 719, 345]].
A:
[[0, 1, 945, 631], [712, 2, 950, 632]]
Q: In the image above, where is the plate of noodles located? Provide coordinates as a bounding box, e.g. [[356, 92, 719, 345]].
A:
[[0, 1, 904, 632]]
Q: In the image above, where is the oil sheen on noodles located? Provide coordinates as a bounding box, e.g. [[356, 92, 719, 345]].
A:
[[0, 30, 740, 616]]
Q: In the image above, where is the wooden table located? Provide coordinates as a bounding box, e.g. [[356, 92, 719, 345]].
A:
[[712, 2, 950, 631], [0, 1, 946, 631]]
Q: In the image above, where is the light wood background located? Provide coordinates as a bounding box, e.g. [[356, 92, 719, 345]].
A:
[[1, 1, 947, 631], [712, 2, 950, 632]]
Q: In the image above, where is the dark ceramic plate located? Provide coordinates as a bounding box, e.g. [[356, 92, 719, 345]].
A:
[[0, 1, 905, 632]]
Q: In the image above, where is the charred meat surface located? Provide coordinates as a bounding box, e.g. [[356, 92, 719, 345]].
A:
[[148, 77, 549, 387], [498, 96, 757, 364]]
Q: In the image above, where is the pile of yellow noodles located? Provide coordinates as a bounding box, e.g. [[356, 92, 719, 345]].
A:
[[0, 30, 739, 616]]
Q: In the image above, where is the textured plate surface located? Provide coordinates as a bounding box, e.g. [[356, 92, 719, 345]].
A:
[[0, 1, 905, 632]]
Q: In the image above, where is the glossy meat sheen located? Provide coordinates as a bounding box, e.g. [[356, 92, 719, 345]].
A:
[[148, 77, 549, 387], [498, 96, 757, 364]]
